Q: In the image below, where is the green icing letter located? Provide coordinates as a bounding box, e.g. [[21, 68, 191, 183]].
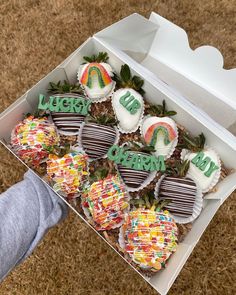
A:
[[79, 98, 91, 115], [117, 149, 130, 166], [204, 161, 219, 177], [140, 154, 151, 171], [68, 97, 91, 115], [150, 155, 166, 172], [119, 91, 131, 107], [108, 145, 166, 172], [69, 97, 82, 113], [119, 90, 141, 115], [58, 97, 70, 112], [127, 99, 141, 115], [38, 94, 49, 110], [127, 153, 141, 170], [191, 151, 219, 177], [49, 96, 60, 112], [191, 152, 211, 171], [107, 145, 121, 161]]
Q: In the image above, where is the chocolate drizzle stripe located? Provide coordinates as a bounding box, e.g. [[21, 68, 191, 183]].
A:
[[159, 176, 197, 218], [117, 164, 150, 188], [50, 93, 88, 135], [161, 188, 196, 196], [83, 124, 116, 133], [161, 201, 194, 208], [81, 123, 117, 159], [159, 196, 195, 204]]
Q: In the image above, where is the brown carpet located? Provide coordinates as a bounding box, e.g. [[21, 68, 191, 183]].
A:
[[0, 0, 235, 294]]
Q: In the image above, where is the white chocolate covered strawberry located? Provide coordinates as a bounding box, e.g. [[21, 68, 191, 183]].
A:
[[77, 52, 115, 101]]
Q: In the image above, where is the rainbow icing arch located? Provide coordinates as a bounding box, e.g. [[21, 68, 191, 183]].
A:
[[144, 122, 176, 147], [80, 62, 112, 89]]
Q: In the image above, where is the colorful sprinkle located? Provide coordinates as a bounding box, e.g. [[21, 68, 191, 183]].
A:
[[46, 152, 88, 197], [122, 208, 178, 271], [11, 115, 59, 167], [82, 175, 129, 231]]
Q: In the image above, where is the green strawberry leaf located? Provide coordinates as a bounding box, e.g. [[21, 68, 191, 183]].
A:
[[83, 52, 109, 63], [120, 64, 131, 82]]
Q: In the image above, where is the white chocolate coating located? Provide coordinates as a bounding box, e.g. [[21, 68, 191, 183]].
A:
[[181, 148, 221, 193], [112, 88, 144, 133], [78, 62, 114, 100], [141, 116, 178, 159]]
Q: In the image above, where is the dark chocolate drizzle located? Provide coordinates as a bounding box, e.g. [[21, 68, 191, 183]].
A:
[[81, 123, 117, 159], [159, 176, 197, 218]]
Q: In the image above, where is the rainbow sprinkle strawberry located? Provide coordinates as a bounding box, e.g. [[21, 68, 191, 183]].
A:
[[11, 115, 59, 168], [82, 170, 129, 231], [46, 150, 88, 198], [119, 194, 178, 272]]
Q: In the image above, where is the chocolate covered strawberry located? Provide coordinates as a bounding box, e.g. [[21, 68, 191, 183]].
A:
[[79, 114, 119, 160], [141, 100, 178, 160], [180, 132, 221, 193], [108, 142, 165, 192], [156, 159, 203, 223], [112, 64, 145, 133], [39, 80, 91, 136], [46, 146, 89, 199], [119, 193, 178, 272], [82, 169, 129, 231], [77, 52, 115, 101]]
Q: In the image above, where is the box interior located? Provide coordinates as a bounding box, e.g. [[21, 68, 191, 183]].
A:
[[0, 37, 235, 295], [95, 13, 236, 136]]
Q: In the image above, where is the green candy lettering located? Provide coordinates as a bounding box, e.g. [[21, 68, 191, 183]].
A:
[[128, 99, 141, 115], [38, 94, 91, 115], [70, 98, 91, 115], [38, 94, 49, 110], [204, 162, 219, 177], [127, 154, 141, 170], [140, 154, 151, 171], [191, 151, 219, 177], [107, 145, 166, 172], [49, 96, 60, 112], [150, 155, 165, 172], [107, 145, 120, 161], [57, 97, 70, 112], [119, 91, 141, 115]]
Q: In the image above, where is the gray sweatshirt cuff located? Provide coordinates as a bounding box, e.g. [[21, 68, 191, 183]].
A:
[[0, 170, 68, 281]]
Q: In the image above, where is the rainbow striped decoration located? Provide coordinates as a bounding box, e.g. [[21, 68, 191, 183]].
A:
[[80, 62, 112, 89], [144, 122, 177, 147]]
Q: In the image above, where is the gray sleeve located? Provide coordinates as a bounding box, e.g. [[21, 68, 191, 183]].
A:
[[0, 170, 68, 282]]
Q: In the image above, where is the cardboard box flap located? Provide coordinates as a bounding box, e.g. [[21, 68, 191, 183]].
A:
[[95, 13, 236, 135], [95, 13, 159, 61]]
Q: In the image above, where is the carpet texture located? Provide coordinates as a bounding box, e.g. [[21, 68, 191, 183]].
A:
[[0, 0, 235, 294]]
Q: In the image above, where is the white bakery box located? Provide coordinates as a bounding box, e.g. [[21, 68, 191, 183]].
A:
[[0, 12, 235, 295]]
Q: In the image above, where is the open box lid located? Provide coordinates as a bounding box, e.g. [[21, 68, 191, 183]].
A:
[[94, 13, 236, 136]]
